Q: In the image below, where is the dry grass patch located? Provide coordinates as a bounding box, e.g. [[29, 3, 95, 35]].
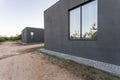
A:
[[37, 52, 120, 80]]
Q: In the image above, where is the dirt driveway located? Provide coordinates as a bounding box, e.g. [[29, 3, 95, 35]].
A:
[[0, 42, 81, 80]]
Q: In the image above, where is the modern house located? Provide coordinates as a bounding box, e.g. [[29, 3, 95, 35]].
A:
[[21, 27, 44, 43], [42, 0, 120, 76]]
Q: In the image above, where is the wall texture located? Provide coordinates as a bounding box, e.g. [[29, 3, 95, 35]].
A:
[[44, 0, 120, 66], [21, 29, 27, 43], [21, 27, 44, 43]]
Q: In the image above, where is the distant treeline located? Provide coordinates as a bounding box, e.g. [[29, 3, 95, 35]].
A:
[[0, 34, 21, 42]]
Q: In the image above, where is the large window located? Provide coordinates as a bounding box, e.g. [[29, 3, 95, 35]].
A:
[[69, 0, 97, 40]]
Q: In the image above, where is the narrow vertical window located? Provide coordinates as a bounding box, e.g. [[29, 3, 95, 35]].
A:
[[70, 7, 81, 39], [30, 32, 34, 40], [82, 0, 97, 39]]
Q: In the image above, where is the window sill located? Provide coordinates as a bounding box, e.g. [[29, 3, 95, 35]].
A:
[[69, 38, 97, 41]]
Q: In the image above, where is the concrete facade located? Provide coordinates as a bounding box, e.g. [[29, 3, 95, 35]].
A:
[[44, 0, 120, 71], [21, 27, 44, 43]]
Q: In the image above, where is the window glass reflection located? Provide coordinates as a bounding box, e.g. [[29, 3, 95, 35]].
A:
[[70, 7, 81, 39], [82, 1, 97, 39]]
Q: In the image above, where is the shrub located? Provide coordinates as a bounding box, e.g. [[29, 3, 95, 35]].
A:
[[0, 34, 21, 42]]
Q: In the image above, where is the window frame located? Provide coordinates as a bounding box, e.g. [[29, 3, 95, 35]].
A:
[[69, 7, 81, 39], [68, 0, 98, 41]]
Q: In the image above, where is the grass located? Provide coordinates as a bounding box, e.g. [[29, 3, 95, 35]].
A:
[[30, 46, 44, 52], [37, 52, 120, 80]]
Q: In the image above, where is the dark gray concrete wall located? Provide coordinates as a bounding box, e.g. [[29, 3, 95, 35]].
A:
[[21, 27, 44, 43], [44, 0, 120, 66], [21, 29, 27, 43]]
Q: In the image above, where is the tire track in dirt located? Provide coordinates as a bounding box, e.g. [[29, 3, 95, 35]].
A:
[[0, 42, 81, 80]]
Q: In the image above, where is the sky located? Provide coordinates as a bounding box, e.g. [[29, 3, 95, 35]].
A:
[[0, 0, 59, 36]]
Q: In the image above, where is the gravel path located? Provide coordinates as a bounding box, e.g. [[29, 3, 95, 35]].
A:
[[0, 42, 81, 80]]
